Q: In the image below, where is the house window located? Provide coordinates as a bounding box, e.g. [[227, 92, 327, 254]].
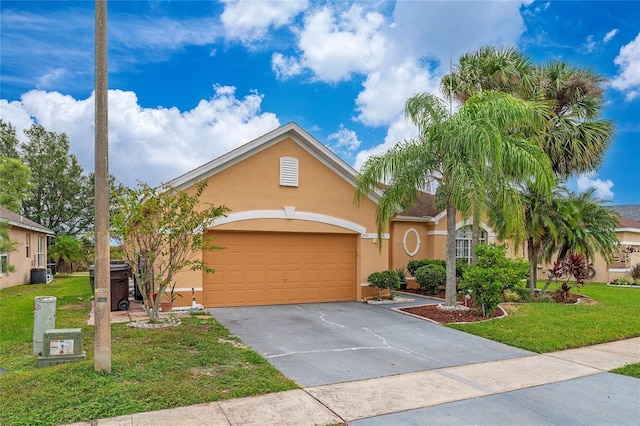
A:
[[26, 233, 31, 258], [0, 253, 7, 275], [279, 157, 299, 187], [455, 225, 486, 264], [37, 236, 44, 267]]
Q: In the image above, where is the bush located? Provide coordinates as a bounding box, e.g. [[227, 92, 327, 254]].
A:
[[459, 244, 529, 317], [414, 264, 446, 294], [368, 270, 401, 300], [630, 263, 640, 283], [407, 259, 446, 276]]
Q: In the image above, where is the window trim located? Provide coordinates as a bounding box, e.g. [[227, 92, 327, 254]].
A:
[[26, 233, 31, 258], [455, 225, 486, 264], [37, 235, 45, 268], [0, 252, 7, 275]]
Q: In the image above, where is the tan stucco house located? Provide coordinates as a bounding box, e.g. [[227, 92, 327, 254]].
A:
[[165, 122, 500, 308], [0, 207, 54, 289], [147, 122, 640, 308]]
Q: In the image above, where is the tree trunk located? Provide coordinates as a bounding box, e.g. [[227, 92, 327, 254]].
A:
[[527, 238, 539, 290], [445, 200, 458, 307]]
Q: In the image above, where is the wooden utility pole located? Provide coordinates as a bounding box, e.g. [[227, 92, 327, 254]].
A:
[[94, 0, 111, 372]]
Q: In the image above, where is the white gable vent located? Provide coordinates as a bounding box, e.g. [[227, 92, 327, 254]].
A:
[[279, 157, 299, 187]]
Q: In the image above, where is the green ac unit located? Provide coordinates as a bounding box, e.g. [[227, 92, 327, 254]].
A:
[[36, 328, 86, 367]]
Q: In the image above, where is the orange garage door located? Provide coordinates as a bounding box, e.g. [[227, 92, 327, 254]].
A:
[[203, 231, 357, 307]]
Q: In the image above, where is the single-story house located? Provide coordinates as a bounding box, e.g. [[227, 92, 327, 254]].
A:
[[149, 122, 639, 307], [165, 122, 496, 308], [0, 207, 54, 289]]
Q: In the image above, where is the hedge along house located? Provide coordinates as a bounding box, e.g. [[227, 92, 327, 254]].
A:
[[166, 122, 391, 307], [0, 207, 54, 289]]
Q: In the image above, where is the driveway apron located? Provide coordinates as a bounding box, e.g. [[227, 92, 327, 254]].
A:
[[208, 301, 532, 387]]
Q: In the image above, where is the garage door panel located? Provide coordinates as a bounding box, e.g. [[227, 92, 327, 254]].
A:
[[204, 231, 356, 307]]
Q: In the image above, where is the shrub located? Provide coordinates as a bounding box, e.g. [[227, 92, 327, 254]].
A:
[[458, 244, 529, 317], [630, 263, 640, 283], [368, 270, 401, 300], [407, 259, 446, 276], [415, 264, 446, 294], [503, 289, 520, 303], [459, 268, 503, 317]]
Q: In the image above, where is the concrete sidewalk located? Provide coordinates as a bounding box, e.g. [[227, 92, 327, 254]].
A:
[[66, 337, 640, 426]]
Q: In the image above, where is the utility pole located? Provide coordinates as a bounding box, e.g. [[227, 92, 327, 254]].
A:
[[94, 0, 111, 372]]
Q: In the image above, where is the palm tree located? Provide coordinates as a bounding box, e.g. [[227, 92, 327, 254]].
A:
[[440, 46, 536, 263], [49, 234, 84, 274], [532, 61, 614, 178], [355, 91, 553, 306], [518, 62, 615, 287], [539, 188, 619, 266]]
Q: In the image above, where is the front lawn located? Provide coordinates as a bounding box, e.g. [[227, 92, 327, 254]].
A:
[[448, 283, 640, 353], [0, 276, 297, 426]]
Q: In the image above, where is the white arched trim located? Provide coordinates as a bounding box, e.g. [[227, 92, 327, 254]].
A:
[[208, 209, 369, 235], [403, 228, 421, 256]]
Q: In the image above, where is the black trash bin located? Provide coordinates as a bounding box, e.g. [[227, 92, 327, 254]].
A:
[[109, 263, 131, 311], [88, 263, 132, 311], [30, 268, 47, 284]]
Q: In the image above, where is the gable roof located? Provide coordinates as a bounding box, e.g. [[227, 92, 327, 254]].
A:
[[0, 207, 54, 235], [166, 122, 382, 204], [612, 204, 640, 222]]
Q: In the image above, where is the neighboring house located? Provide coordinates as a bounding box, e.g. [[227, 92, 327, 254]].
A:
[[165, 122, 495, 308], [0, 207, 54, 289], [591, 216, 640, 283]]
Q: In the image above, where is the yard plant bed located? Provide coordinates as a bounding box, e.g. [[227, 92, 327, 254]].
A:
[[401, 304, 504, 324]]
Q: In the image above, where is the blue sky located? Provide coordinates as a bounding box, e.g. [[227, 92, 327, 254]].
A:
[[1, 1, 638, 205]]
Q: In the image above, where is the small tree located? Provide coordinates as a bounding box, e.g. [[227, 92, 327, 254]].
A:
[[111, 182, 229, 322], [0, 221, 18, 274], [368, 270, 401, 300]]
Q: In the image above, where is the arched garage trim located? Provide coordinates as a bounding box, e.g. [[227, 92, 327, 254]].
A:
[[208, 209, 369, 235]]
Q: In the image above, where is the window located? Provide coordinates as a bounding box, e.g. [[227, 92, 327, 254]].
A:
[[37, 236, 45, 267], [455, 225, 486, 264], [26, 233, 31, 258], [0, 253, 7, 275], [279, 157, 299, 187]]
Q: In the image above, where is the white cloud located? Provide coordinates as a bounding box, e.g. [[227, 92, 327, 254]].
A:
[[221, 0, 308, 43], [327, 124, 361, 160], [355, 60, 439, 126], [390, 1, 530, 71], [604, 28, 619, 43], [0, 86, 280, 187], [577, 173, 614, 200], [610, 32, 640, 101], [292, 4, 387, 82], [271, 53, 304, 80]]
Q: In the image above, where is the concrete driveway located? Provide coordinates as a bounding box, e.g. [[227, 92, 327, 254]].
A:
[[208, 300, 532, 387]]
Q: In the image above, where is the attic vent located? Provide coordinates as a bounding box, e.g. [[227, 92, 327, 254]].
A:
[[279, 157, 299, 187]]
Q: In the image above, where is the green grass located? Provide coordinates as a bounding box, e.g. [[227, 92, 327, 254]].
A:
[[0, 276, 297, 426], [448, 283, 640, 353], [611, 363, 640, 378]]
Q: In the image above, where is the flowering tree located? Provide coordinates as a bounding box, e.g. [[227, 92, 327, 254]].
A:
[[111, 181, 229, 322]]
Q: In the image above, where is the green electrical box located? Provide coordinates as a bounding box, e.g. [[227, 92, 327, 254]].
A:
[[36, 328, 86, 367]]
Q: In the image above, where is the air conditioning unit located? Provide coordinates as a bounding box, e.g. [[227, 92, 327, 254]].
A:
[[36, 328, 86, 368]]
